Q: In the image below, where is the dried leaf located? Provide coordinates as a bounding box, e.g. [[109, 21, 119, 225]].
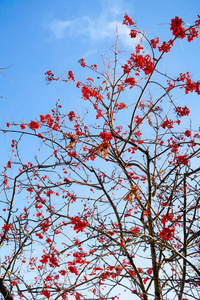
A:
[[123, 190, 133, 204], [123, 185, 140, 204], [66, 134, 78, 149], [90, 142, 109, 159], [147, 117, 152, 126], [103, 144, 109, 159]]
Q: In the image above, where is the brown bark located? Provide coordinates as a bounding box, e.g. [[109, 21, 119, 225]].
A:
[[0, 279, 13, 300]]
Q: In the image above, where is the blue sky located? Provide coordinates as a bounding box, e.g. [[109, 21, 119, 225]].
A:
[[1, 0, 200, 127], [1, 0, 200, 170], [0, 0, 200, 172]]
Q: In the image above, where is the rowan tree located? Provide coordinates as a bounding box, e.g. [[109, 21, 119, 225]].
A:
[[1, 14, 200, 300]]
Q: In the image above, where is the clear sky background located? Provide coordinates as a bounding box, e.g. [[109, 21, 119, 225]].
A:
[[1, 0, 200, 126]]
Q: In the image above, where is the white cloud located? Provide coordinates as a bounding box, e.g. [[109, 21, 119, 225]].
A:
[[48, 19, 75, 39], [48, 0, 139, 48]]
